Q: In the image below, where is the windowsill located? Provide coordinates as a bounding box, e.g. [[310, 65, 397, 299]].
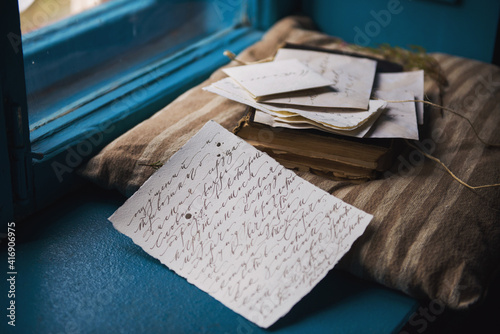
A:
[[11, 181, 418, 333]]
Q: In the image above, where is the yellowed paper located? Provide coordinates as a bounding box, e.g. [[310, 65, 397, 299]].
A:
[[109, 121, 373, 328], [374, 71, 424, 124], [222, 59, 333, 99], [204, 78, 386, 130], [368, 90, 419, 140], [262, 48, 377, 109], [252, 106, 383, 138]]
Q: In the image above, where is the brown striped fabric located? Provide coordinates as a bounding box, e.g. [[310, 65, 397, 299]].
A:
[[80, 16, 500, 309]]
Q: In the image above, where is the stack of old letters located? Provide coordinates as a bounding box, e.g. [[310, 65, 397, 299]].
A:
[[204, 45, 424, 181]]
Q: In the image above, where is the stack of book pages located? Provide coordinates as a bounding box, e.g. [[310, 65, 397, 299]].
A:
[[204, 45, 424, 181]]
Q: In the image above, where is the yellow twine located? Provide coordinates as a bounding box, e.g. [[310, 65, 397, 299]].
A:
[[384, 99, 500, 190], [384, 99, 500, 148], [405, 140, 500, 190]]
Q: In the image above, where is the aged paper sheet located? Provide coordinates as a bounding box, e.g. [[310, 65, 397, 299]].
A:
[[262, 48, 377, 109], [252, 109, 382, 138], [368, 90, 419, 140], [222, 59, 333, 99], [375, 71, 424, 124], [205, 78, 386, 131], [109, 121, 373, 328]]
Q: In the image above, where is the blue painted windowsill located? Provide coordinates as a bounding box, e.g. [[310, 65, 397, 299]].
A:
[[1, 184, 418, 334]]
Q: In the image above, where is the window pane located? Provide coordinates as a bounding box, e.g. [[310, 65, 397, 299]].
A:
[[21, 0, 247, 132], [20, 0, 111, 34]]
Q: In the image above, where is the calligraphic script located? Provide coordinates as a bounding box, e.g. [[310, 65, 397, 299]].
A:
[[264, 48, 377, 109], [222, 59, 333, 98], [109, 121, 373, 328]]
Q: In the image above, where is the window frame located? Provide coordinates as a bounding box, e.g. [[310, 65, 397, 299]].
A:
[[1, 0, 33, 225], [1, 0, 298, 224], [0, 88, 15, 225]]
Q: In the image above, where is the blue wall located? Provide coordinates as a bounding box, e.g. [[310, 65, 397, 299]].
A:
[[302, 0, 500, 63]]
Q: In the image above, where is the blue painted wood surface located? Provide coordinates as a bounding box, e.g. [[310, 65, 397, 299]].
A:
[[0, 185, 418, 334], [302, 0, 500, 63], [247, 0, 301, 30]]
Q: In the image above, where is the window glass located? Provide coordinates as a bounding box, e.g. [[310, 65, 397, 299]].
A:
[[20, 0, 111, 34], [19, 0, 247, 132]]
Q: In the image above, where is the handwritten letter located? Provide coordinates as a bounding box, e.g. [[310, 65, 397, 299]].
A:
[[263, 48, 377, 109], [222, 59, 333, 98], [109, 121, 373, 328], [374, 71, 424, 124], [205, 78, 387, 131], [367, 90, 419, 140]]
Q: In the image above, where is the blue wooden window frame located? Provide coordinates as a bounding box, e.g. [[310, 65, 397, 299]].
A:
[[1, 0, 298, 225], [1, 0, 33, 225]]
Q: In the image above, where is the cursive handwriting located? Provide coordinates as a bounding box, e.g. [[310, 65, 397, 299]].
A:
[[110, 121, 372, 328]]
